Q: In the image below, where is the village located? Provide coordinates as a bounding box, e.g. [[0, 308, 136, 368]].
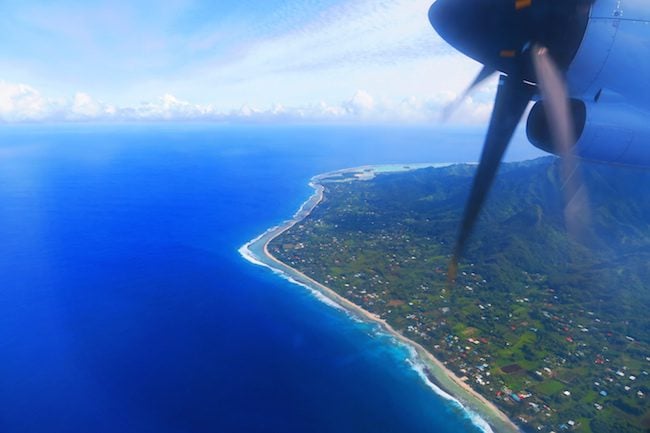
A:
[[269, 166, 650, 433]]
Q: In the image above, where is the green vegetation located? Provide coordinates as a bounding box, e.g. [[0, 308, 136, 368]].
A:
[[269, 157, 650, 433]]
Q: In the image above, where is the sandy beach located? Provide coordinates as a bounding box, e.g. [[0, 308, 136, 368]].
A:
[[240, 165, 522, 433]]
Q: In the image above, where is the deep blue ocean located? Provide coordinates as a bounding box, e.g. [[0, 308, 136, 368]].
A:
[[0, 125, 541, 433]]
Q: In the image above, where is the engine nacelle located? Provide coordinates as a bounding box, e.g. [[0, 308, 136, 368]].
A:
[[566, 0, 650, 109], [527, 98, 650, 168]]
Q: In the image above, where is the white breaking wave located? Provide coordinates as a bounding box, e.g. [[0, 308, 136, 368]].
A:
[[292, 186, 321, 218], [237, 223, 282, 266], [237, 244, 266, 267], [280, 274, 346, 312], [404, 349, 495, 433], [367, 329, 495, 432], [238, 240, 346, 312]]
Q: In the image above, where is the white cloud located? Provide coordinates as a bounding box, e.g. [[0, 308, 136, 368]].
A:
[[0, 79, 496, 125], [69, 92, 115, 119], [130, 94, 215, 120], [344, 90, 375, 117], [0, 81, 50, 121]]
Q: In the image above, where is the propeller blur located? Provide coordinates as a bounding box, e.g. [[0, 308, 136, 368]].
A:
[[428, 0, 650, 281]]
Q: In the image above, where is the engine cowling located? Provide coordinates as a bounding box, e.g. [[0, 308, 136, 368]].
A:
[[527, 97, 650, 167], [565, 0, 650, 110], [528, 0, 650, 168]]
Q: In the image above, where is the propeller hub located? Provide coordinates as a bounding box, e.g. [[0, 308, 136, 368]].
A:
[[429, 0, 591, 81]]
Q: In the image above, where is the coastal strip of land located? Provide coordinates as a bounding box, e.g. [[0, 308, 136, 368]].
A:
[[239, 165, 521, 433]]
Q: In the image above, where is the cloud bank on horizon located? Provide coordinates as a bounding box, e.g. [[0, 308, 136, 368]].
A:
[[0, 0, 494, 124]]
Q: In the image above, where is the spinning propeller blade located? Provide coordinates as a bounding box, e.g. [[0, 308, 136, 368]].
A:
[[441, 66, 495, 122], [448, 75, 534, 282], [428, 0, 594, 282], [531, 44, 590, 238]]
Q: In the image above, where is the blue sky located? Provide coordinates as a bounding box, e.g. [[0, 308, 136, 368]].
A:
[[0, 0, 494, 123]]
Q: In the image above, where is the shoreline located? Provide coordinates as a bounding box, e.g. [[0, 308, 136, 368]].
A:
[[239, 164, 521, 433]]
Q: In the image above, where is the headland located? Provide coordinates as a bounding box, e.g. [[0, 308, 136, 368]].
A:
[[240, 164, 521, 433]]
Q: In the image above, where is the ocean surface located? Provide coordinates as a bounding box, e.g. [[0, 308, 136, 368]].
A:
[[0, 125, 542, 433]]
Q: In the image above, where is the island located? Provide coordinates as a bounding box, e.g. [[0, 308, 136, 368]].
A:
[[241, 157, 650, 433]]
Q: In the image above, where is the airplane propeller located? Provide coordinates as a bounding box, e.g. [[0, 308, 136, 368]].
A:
[[428, 0, 593, 282], [530, 44, 591, 239], [440, 65, 495, 122]]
